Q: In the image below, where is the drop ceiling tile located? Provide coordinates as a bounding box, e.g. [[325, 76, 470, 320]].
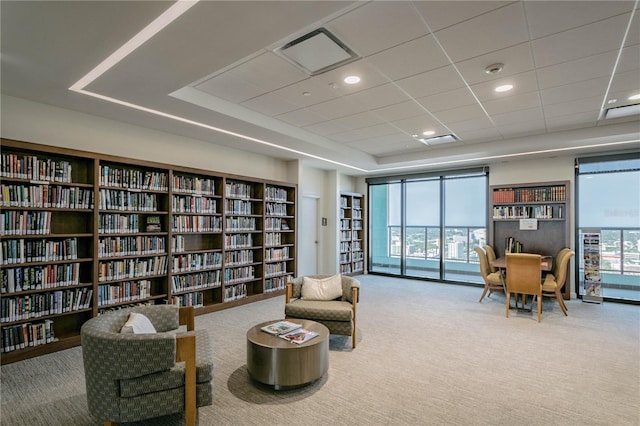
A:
[[344, 83, 413, 112], [531, 14, 631, 68], [413, 1, 511, 33], [326, 1, 428, 57], [524, 1, 634, 39], [609, 69, 640, 95], [304, 111, 384, 136], [305, 95, 361, 121], [497, 123, 546, 140], [616, 45, 640, 74], [195, 72, 265, 103], [371, 101, 426, 122], [483, 92, 541, 116], [276, 108, 328, 127], [346, 134, 423, 156], [433, 103, 487, 123], [447, 117, 495, 133], [269, 77, 340, 108], [240, 91, 302, 116], [416, 87, 478, 113], [546, 111, 598, 131], [312, 59, 390, 94], [470, 71, 539, 102], [536, 50, 618, 90], [433, 2, 528, 62], [454, 42, 535, 85], [491, 107, 544, 126], [230, 51, 309, 93], [454, 127, 503, 144], [540, 76, 609, 106], [391, 115, 446, 135], [366, 34, 450, 80], [329, 122, 400, 143], [624, 10, 639, 47], [396, 65, 466, 99], [543, 96, 603, 119]]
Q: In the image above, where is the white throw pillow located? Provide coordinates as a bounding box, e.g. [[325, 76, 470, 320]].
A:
[[120, 312, 157, 334], [301, 275, 343, 301]]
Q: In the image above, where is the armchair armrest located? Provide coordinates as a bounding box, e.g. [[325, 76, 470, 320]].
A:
[[179, 306, 195, 331], [176, 333, 196, 426]]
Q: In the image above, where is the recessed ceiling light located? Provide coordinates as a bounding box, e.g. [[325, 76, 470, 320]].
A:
[[303, 91, 311, 96], [629, 94, 640, 101], [344, 75, 361, 84], [484, 63, 504, 74], [495, 84, 513, 93], [422, 130, 436, 136]]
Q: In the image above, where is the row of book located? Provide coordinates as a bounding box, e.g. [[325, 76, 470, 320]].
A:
[[225, 182, 252, 199], [493, 186, 566, 203], [263, 233, 282, 246], [1, 153, 72, 183], [223, 283, 247, 302], [172, 215, 221, 233], [99, 165, 168, 191], [265, 202, 288, 216], [171, 271, 221, 293], [505, 237, 524, 253], [1, 319, 55, 353], [265, 246, 289, 261], [98, 256, 168, 282], [264, 187, 289, 202], [340, 230, 361, 241], [172, 176, 217, 196], [98, 236, 166, 258], [224, 199, 252, 215], [352, 209, 362, 219], [1, 184, 93, 209], [1, 211, 52, 236], [169, 292, 204, 308], [1, 237, 79, 264], [98, 213, 140, 234], [1, 287, 92, 322], [97, 281, 151, 306], [224, 266, 255, 284], [225, 233, 254, 249], [265, 262, 287, 277], [224, 249, 254, 266], [1, 263, 81, 293], [493, 205, 560, 219], [265, 217, 289, 231], [99, 189, 159, 211], [225, 216, 256, 231], [172, 252, 222, 272], [171, 195, 217, 213], [265, 276, 287, 292]]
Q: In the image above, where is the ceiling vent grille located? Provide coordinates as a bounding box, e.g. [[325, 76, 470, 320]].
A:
[[275, 28, 359, 76]]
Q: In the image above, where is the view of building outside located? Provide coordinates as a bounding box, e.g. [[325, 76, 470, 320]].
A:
[[578, 158, 639, 301]]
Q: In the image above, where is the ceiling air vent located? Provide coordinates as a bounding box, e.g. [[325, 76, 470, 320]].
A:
[[605, 103, 640, 119], [275, 28, 359, 76]]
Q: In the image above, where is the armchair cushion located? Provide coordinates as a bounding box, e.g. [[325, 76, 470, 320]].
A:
[[285, 299, 354, 322], [121, 312, 157, 334], [302, 274, 343, 301]]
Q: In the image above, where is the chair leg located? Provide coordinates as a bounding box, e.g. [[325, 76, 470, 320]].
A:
[[506, 292, 511, 318], [479, 284, 490, 302], [556, 293, 568, 316], [176, 334, 197, 426], [537, 296, 542, 322]]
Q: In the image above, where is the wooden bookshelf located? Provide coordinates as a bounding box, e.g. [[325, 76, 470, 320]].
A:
[[340, 192, 364, 276], [489, 180, 570, 297], [0, 138, 296, 363]]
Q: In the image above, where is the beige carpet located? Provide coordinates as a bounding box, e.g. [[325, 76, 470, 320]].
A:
[[1, 274, 639, 425]]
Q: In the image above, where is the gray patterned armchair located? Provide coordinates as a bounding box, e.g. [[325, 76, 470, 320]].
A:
[[285, 274, 360, 348], [81, 305, 213, 426]]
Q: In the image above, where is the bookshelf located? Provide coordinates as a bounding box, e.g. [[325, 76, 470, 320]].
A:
[[489, 180, 570, 297], [340, 192, 364, 275], [0, 138, 296, 363]]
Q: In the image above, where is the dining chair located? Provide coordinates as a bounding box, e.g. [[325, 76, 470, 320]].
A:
[[474, 247, 504, 303], [483, 245, 499, 273], [506, 253, 543, 322], [542, 250, 575, 315]]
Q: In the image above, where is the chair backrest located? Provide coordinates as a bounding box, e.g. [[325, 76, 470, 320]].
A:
[[554, 250, 575, 287], [506, 253, 542, 296], [484, 245, 498, 272], [474, 247, 491, 280], [553, 248, 572, 277]]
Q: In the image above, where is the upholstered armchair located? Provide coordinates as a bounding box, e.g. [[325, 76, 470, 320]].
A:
[[285, 274, 360, 348], [81, 305, 214, 426]]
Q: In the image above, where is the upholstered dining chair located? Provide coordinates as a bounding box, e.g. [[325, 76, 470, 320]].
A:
[[506, 253, 543, 322], [474, 247, 504, 303], [81, 305, 214, 426], [542, 249, 575, 316], [285, 274, 359, 348], [483, 245, 499, 273]]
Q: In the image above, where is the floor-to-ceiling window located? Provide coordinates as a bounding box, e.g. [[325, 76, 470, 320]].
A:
[[368, 169, 487, 284], [576, 154, 640, 302]]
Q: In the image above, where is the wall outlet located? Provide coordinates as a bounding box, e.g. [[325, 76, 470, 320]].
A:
[[322, 217, 327, 226]]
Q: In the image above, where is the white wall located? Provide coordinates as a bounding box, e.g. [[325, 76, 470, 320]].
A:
[[1, 95, 291, 182]]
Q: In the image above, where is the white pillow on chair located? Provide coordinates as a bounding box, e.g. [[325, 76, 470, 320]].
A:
[[120, 312, 157, 334], [301, 275, 343, 301]]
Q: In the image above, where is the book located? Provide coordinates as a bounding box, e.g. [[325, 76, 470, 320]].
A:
[[279, 328, 319, 344], [261, 320, 302, 336], [146, 216, 161, 232]]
